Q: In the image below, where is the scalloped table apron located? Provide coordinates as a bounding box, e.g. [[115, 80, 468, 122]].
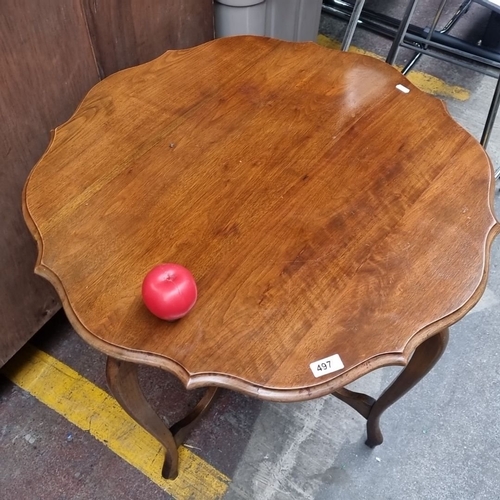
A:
[[23, 36, 499, 479]]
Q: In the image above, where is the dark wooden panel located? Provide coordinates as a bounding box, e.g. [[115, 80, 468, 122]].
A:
[[0, 0, 100, 365], [82, 0, 214, 77]]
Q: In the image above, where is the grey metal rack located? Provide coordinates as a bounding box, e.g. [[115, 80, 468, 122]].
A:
[[323, 0, 500, 179]]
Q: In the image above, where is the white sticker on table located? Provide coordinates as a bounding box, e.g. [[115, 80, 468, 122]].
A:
[[310, 354, 344, 378], [396, 84, 410, 94]]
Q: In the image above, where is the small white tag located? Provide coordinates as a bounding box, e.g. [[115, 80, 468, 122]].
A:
[[310, 354, 344, 378], [396, 84, 410, 94]]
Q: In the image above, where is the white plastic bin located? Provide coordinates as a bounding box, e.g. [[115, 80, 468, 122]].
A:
[[214, 0, 322, 42], [215, 0, 267, 38]]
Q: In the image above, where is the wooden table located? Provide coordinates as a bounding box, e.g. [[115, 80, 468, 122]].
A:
[[23, 36, 499, 479]]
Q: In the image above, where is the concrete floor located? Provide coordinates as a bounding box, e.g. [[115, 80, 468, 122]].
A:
[[2, 3, 500, 499]]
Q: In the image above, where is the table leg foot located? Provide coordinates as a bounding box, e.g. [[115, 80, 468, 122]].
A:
[[106, 357, 179, 479], [332, 328, 449, 448], [106, 358, 219, 480], [365, 328, 449, 447]]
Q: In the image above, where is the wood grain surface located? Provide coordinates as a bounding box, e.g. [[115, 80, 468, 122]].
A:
[[23, 37, 499, 401]]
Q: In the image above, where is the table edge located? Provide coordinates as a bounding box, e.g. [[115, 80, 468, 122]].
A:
[[21, 37, 500, 402]]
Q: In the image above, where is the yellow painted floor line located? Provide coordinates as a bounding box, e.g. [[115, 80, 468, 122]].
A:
[[1, 344, 230, 500], [317, 34, 471, 101]]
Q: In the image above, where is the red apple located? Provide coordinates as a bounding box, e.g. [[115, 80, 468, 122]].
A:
[[142, 263, 197, 321]]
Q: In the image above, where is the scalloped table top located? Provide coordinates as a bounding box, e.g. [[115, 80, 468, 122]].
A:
[[23, 36, 498, 401]]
